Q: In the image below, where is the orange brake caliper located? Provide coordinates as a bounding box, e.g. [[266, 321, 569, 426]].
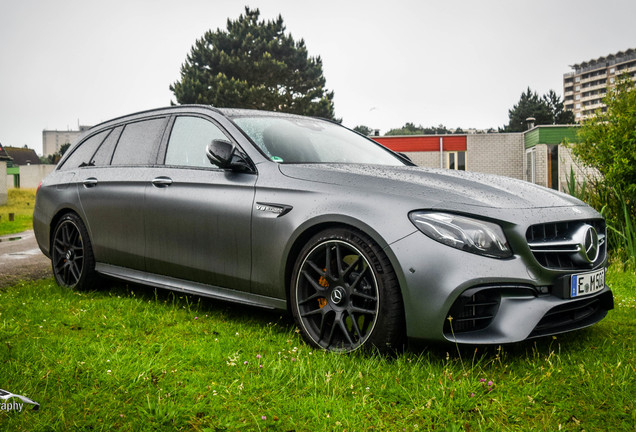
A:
[[317, 269, 328, 308]]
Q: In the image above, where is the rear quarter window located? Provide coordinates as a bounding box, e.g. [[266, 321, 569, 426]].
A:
[[89, 126, 123, 166], [58, 130, 109, 170]]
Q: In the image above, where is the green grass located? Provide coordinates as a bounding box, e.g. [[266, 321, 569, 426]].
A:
[[1, 187, 634, 430], [0, 268, 634, 431], [0, 188, 37, 235]]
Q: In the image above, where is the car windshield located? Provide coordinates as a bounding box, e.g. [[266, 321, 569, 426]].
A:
[[231, 115, 406, 165]]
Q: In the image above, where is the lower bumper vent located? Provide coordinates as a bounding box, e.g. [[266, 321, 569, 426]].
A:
[[444, 288, 501, 334], [530, 290, 614, 338]]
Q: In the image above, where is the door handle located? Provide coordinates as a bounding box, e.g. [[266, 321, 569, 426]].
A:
[[83, 177, 98, 188], [152, 177, 173, 187]]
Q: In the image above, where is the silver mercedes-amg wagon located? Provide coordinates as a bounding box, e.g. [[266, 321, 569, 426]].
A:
[[33, 105, 613, 352]]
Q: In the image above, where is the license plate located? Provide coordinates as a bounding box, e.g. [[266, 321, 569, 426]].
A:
[[571, 269, 605, 298]]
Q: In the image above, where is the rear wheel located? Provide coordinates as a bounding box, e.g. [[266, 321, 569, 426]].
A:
[[291, 228, 405, 353], [51, 213, 97, 290]]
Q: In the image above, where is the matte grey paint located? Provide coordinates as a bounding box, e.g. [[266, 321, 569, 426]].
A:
[[33, 105, 613, 346]]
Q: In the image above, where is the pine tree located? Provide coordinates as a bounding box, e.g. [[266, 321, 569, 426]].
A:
[[505, 88, 553, 132], [170, 7, 336, 119], [504, 88, 574, 132]]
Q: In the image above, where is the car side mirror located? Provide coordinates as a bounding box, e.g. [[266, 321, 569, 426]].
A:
[[206, 139, 254, 173], [206, 139, 234, 168]]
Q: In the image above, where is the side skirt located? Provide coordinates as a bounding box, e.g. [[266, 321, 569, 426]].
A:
[[95, 263, 287, 310]]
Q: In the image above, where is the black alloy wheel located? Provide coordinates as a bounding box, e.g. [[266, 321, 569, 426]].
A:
[[291, 228, 405, 353], [51, 213, 96, 290]]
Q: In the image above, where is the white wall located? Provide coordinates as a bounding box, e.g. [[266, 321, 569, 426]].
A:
[[0, 161, 7, 205], [14, 165, 56, 189], [467, 134, 525, 180]]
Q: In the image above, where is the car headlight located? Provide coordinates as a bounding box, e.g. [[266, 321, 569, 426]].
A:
[[409, 211, 512, 259]]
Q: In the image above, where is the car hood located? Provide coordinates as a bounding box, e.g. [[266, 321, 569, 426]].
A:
[[278, 164, 585, 210]]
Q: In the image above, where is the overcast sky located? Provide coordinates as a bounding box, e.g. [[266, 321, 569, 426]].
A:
[[1, 0, 634, 155]]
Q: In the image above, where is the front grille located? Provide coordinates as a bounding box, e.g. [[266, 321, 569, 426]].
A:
[[526, 219, 606, 270]]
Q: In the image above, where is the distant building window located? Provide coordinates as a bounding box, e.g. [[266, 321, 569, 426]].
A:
[[576, 94, 581, 100], [609, 77, 615, 84], [575, 85, 581, 91], [575, 76, 581, 82], [525, 149, 535, 183], [447, 151, 466, 171], [610, 67, 615, 74], [547, 145, 559, 190], [576, 103, 581, 109]]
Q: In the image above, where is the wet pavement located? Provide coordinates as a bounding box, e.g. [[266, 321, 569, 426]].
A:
[[0, 230, 52, 287]]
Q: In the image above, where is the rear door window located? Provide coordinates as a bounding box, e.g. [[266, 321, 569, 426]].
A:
[[111, 118, 167, 166]]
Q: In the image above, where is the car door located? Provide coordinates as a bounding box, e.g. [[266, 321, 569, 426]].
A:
[[76, 117, 169, 270], [144, 115, 256, 291]]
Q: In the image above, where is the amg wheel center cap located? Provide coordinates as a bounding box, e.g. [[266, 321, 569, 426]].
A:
[[65, 250, 74, 260], [330, 287, 346, 305]]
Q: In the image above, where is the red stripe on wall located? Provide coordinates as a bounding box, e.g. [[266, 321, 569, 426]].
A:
[[373, 136, 467, 152]]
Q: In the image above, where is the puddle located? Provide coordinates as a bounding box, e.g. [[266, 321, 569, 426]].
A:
[[0, 236, 22, 243], [3, 249, 42, 260]]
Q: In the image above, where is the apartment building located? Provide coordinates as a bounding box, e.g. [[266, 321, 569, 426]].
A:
[[563, 48, 636, 120], [42, 126, 91, 157]]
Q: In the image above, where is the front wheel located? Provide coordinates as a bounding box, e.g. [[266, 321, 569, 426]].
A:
[[51, 213, 98, 290], [290, 228, 405, 353]]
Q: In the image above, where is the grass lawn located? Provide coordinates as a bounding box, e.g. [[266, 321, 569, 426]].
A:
[[0, 266, 634, 431], [0, 188, 37, 236], [1, 187, 634, 430]]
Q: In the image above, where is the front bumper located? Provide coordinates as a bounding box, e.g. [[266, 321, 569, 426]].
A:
[[386, 229, 613, 344]]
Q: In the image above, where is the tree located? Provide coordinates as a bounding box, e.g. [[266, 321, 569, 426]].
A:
[[568, 76, 636, 264], [41, 142, 71, 164], [544, 89, 575, 125], [170, 7, 336, 119], [504, 88, 552, 132], [430, 124, 451, 135], [503, 88, 573, 132], [385, 123, 451, 136], [59, 142, 71, 157], [570, 77, 636, 197], [353, 125, 373, 135], [385, 122, 426, 136]]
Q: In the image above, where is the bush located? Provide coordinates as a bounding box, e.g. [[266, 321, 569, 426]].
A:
[[566, 76, 636, 267], [573, 76, 636, 197]]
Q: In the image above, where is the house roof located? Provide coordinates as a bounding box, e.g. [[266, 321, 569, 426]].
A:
[[4, 147, 41, 165], [0, 143, 12, 163], [373, 135, 467, 152]]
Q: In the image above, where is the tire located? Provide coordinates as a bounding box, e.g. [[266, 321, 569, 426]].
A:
[[290, 228, 405, 353], [51, 213, 98, 290]]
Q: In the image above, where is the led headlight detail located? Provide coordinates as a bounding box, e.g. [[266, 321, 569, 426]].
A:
[[409, 212, 512, 258]]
